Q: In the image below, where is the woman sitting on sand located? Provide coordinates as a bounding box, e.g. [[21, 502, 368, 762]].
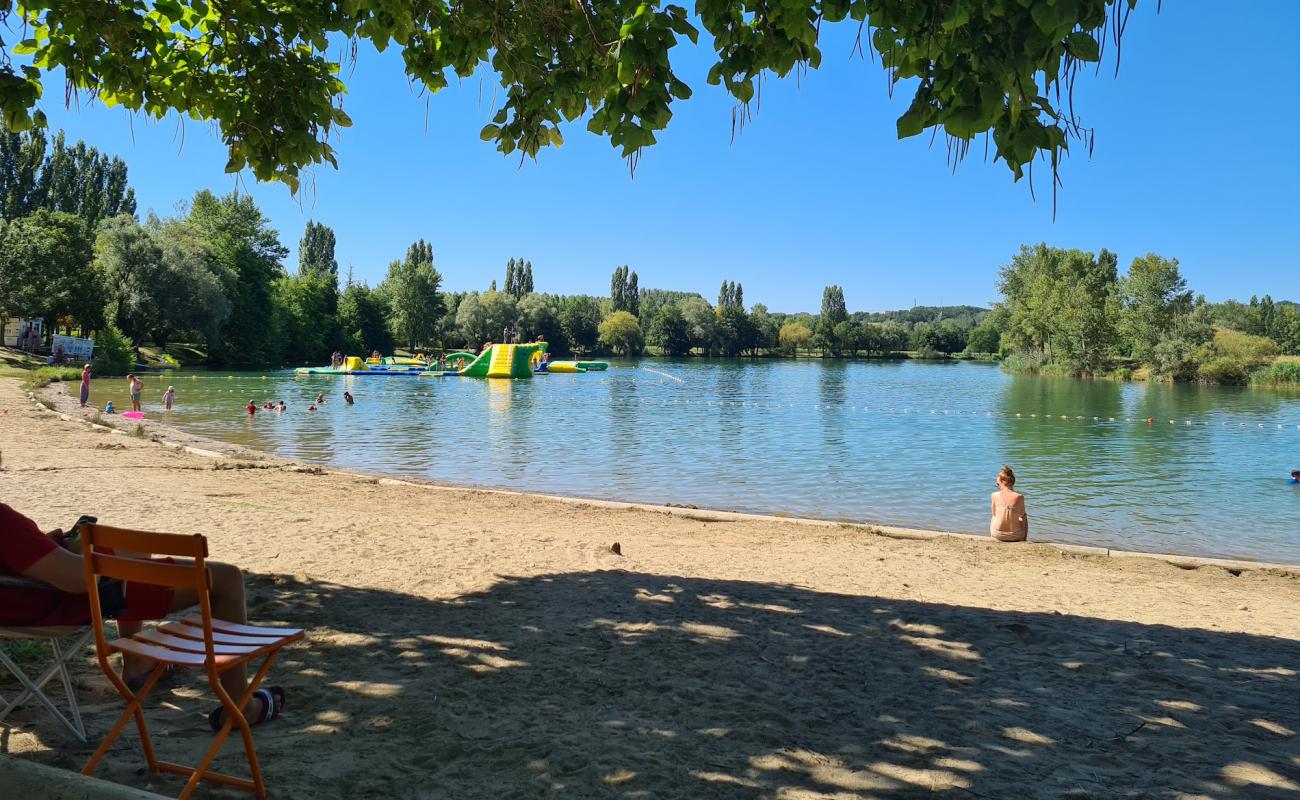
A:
[[990, 466, 1028, 542]]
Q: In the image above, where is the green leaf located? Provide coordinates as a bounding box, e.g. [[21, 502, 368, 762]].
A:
[[479, 123, 501, 141], [12, 39, 38, 55], [617, 61, 637, 86], [941, 6, 971, 32], [896, 94, 933, 139], [1064, 32, 1100, 62]]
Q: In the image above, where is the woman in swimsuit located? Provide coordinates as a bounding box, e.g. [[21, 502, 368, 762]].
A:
[[989, 465, 1028, 542], [79, 364, 92, 408]]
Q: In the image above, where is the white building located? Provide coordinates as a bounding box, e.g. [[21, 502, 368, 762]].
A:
[[2, 318, 44, 349]]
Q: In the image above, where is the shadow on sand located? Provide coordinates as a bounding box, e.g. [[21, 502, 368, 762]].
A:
[[5, 569, 1298, 798]]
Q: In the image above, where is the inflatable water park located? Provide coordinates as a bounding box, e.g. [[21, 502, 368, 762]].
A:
[[133, 353, 182, 371], [296, 342, 608, 378]]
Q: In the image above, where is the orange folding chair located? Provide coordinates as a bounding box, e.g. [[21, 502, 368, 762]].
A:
[[77, 523, 302, 799]]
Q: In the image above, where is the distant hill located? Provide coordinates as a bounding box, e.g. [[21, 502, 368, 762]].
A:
[[852, 305, 990, 329]]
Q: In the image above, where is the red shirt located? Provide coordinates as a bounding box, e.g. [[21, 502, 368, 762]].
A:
[[247, 403, 256, 414], [0, 503, 91, 626]]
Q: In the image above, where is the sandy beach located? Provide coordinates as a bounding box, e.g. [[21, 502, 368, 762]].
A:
[[2, 376, 1298, 799]]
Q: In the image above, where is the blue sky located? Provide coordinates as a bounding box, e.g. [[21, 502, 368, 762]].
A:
[[22, 0, 1300, 313]]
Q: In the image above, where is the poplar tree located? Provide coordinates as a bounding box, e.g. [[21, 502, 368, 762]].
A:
[[0, 129, 136, 226]]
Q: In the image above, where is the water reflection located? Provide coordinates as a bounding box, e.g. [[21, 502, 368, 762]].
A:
[[82, 360, 1300, 563]]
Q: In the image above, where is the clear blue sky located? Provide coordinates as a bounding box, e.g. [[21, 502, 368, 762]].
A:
[[24, 0, 1300, 313]]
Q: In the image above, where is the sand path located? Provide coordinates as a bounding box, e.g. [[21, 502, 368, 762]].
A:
[[2, 378, 1298, 799]]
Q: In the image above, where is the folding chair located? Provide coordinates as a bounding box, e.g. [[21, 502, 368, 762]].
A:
[[77, 523, 302, 800], [0, 575, 92, 742]]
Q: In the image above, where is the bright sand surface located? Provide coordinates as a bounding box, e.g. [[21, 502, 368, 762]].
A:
[[2, 377, 1298, 799]]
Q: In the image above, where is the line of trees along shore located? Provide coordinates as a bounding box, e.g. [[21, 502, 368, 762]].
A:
[[994, 244, 1300, 386], [2, 132, 1296, 386]]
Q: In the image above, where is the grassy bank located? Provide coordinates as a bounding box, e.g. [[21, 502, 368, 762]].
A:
[[1250, 357, 1300, 387], [0, 349, 83, 390]]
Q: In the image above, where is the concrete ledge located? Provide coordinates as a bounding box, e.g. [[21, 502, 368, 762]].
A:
[[0, 755, 167, 799]]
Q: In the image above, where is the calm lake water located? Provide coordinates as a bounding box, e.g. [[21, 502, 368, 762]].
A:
[[88, 360, 1300, 564]]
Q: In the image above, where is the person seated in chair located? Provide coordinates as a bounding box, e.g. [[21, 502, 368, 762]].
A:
[[0, 502, 287, 729]]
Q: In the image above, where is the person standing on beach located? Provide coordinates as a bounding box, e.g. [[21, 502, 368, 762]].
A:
[[163, 386, 175, 411], [990, 466, 1028, 542], [127, 374, 143, 412], [79, 364, 92, 408]]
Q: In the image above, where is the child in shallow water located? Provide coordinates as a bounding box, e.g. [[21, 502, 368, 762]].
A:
[[343, 391, 354, 405], [1290, 470, 1299, 484], [163, 386, 175, 411]]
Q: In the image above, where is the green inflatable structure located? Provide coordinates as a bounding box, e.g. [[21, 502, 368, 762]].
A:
[[454, 342, 548, 378]]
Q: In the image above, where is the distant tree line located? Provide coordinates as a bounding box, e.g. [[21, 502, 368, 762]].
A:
[[3, 133, 1295, 387], [993, 243, 1300, 384]]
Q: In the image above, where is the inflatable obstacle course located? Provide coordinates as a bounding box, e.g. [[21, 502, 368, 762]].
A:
[[297, 343, 573, 379], [458, 343, 544, 378]]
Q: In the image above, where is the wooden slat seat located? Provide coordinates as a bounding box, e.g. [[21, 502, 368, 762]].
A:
[[181, 616, 303, 640], [107, 638, 238, 669], [157, 621, 278, 647], [132, 631, 265, 658], [78, 523, 303, 799]]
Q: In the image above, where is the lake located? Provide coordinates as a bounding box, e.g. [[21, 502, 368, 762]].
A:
[[87, 359, 1300, 564]]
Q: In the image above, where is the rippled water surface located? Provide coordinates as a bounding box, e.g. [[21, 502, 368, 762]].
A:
[[90, 360, 1300, 563]]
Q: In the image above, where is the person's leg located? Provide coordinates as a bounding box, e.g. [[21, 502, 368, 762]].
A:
[[122, 561, 271, 723], [168, 562, 251, 704], [117, 620, 148, 682]]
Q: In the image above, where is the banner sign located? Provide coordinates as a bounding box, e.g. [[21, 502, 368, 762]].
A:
[[51, 334, 95, 360]]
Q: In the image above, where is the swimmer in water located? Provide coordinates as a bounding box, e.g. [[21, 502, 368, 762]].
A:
[[343, 391, 354, 405], [307, 404, 318, 412], [315, 393, 325, 404], [1290, 470, 1300, 484]]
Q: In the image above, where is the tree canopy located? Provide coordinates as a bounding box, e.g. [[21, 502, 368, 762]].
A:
[[0, 128, 135, 225], [1, 1, 1138, 189]]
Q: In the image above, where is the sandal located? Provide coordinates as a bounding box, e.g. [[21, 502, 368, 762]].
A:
[[208, 686, 285, 732]]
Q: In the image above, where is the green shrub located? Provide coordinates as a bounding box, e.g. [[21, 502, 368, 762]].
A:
[[1250, 360, 1300, 387], [91, 325, 134, 376], [1196, 329, 1277, 369], [1197, 358, 1249, 385], [19, 366, 82, 390], [1108, 366, 1133, 381], [1001, 352, 1048, 374], [1150, 335, 1202, 382], [912, 348, 948, 360]]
